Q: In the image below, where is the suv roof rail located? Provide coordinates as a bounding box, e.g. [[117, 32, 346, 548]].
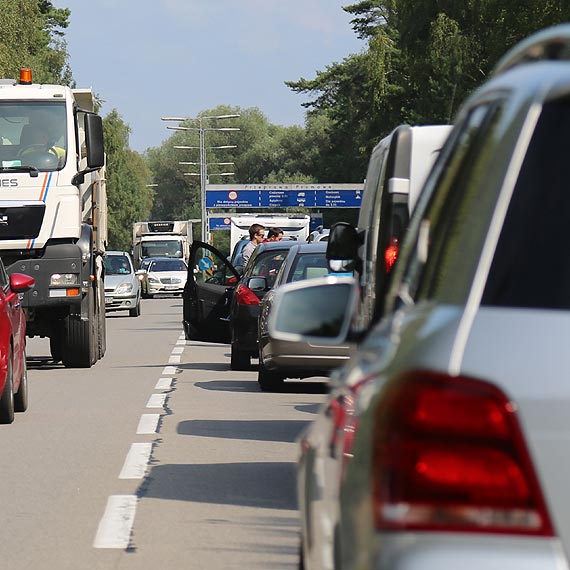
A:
[[493, 24, 570, 76]]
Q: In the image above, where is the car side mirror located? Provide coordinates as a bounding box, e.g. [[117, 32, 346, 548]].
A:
[[248, 277, 267, 291], [268, 275, 356, 345], [9, 272, 35, 293], [326, 222, 361, 273]]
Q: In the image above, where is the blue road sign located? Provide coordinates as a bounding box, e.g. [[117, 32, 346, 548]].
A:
[[206, 184, 364, 209]]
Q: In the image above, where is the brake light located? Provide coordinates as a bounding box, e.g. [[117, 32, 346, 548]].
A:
[[384, 237, 399, 273], [235, 284, 260, 306], [372, 370, 553, 536]]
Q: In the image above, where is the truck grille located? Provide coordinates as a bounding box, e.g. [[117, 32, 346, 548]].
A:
[[0, 203, 45, 239]]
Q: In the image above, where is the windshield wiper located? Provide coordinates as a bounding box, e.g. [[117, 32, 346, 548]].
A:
[[0, 165, 39, 177]]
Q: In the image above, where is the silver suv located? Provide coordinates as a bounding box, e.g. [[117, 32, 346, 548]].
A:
[[270, 24, 570, 570]]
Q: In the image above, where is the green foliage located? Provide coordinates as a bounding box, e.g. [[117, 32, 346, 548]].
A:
[[288, 0, 570, 181], [104, 110, 153, 250], [0, 0, 72, 84]]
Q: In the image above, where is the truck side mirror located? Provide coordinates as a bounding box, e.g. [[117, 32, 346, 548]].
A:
[[326, 222, 360, 273], [85, 114, 105, 169]]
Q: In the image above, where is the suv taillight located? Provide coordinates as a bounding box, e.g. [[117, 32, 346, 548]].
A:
[[235, 284, 260, 306], [372, 370, 553, 536], [384, 237, 399, 273]]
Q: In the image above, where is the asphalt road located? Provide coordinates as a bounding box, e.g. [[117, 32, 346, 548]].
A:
[[0, 297, 327, 570]]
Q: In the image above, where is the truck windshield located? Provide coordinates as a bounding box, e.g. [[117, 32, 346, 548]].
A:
[[142, 240, 183, 258], [0, 101, 67, 172]]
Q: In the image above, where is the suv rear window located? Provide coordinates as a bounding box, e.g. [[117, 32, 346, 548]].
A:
[[483, 98, 570, 310]]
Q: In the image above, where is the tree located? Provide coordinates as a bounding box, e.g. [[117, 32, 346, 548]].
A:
[[0, 0, 72, 84], [104, 110, 153, 250]]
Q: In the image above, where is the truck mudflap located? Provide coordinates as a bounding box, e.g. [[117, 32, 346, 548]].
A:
[[6, 242, 84, 309]]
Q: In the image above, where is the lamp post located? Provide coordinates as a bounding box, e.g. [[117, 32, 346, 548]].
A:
[[162, 115, 240, 243]]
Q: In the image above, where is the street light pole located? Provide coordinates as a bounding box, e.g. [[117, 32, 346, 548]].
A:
[[163, 114, 239, 243]]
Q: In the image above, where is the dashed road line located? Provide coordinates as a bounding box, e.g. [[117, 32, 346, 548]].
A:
[[146, 393, 167, 408], [119, 442, 153, 479], [94, 335, 184, 549], [137, 414, 161, 434], [93, 495, 137, 549], [155, 377, 173, 390]]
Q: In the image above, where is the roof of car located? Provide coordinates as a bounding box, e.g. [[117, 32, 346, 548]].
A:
[[288, 241, 328, 255]]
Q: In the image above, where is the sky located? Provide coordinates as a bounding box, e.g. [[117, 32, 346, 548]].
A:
[[52, 0, 365, 153]]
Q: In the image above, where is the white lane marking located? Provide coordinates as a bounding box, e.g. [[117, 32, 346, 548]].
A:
[[172, 346, 184, 354], [168, 355, 181, 364], [162, 366, 177, 375], [176, 339, 186, 345], [155, 377, 173, 390], [178, 334, 185, 340], [137, 414, 161, 434], [119, 443, 153, 479], [146, 393, 167, 408], [93, 495, 137, 549]]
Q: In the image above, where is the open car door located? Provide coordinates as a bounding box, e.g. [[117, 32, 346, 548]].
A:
[[183, 241, 241, 342]]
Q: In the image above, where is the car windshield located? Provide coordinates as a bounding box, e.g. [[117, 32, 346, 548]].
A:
[[141, 240, 183, 258], [104, 255, 132, 275], [149, 259, 187, 272], [0, 101, 67, 172], [288, 252, 329, 282]]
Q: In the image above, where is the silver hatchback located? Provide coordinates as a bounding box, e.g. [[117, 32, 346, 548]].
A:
[[103, 251, 141, 317]]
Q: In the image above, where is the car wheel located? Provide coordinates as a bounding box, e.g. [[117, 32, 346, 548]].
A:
[[0, 348, 15, 423], [129, 298, 141, 317], [14, 347, 28, 413], [258, 361, 284, 392], [230, 344, 250, 370]]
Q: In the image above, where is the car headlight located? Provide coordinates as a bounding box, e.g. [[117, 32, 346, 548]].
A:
[[147, 276, 159, 283], [50, 273, 79, 286], [115, 282, 133, 294]]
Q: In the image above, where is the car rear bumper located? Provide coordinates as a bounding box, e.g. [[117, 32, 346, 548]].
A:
[[362, 533, 566, 570], [261, 337, 350, 374]]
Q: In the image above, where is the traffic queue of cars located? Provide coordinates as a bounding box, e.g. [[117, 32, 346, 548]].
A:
[[264, 24, 570, 570]]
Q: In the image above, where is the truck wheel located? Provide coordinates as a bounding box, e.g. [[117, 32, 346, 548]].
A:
[[97, 281, 106, 359], [14, 348, 28, 413], [230, 343, 250, 370], [0, 349, 15, 423], [62, 289, 96, 368]]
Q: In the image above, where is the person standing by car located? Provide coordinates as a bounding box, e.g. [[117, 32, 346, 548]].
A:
[[265, 227, 284, 242], [242, 223, 265, 266]]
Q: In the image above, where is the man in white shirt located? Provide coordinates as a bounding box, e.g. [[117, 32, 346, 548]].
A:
[[242, 223, 266, 266]]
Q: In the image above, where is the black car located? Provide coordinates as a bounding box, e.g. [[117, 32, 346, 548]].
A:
[[182, 239, 297, 369]]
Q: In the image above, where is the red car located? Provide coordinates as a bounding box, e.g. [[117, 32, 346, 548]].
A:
[[0, 263, 35, 424]]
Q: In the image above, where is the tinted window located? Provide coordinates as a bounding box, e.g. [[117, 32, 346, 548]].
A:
[[483, 98, 570, 309], [193, 246, 234, 286], [288, 252, 329, 282], [388, 102, 504, 310], [249, 251, 288, 288], [150, 259, 187, 272]]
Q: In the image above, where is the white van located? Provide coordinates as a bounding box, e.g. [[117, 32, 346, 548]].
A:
[[229, 214, 310, 252], [328, 124, 452, 332]]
